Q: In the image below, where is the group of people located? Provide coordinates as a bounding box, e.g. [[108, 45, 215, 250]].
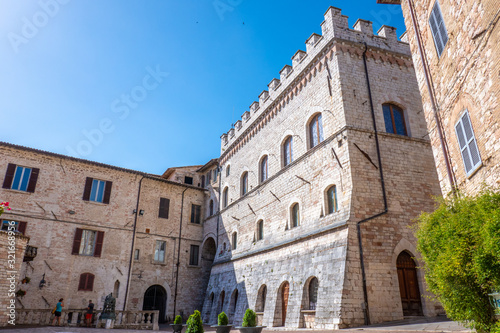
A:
[[51, 298, 94, 327]]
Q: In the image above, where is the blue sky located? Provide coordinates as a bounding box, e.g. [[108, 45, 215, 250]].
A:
[[0, 1, 406, 175]]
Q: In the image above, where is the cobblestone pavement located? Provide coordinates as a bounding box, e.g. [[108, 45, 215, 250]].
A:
[[0, 317, 474, 333]]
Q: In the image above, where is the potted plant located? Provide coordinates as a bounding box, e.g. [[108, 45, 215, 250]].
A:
[[236, 309, 265, 333], [171, 315, 184, 333], [185, 310, 204, 333], [211, 311, 232, 333]]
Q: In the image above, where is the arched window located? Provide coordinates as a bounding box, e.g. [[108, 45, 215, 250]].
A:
[[309, 114, 324, 148], [260, 156, 268, 183], [383, 104, 408, 136], [308, 277, 319, 310], [232, 232, 237, 250], [226, 165, 231, 177], [241, 172, 248, 196], [257, 220, 264, 241], [291, 203, 300, 228], [209, 200, 214, 216], [223, 187, 228, 208], [78, 273, 95, 291], [256, 285, 267, 312], [283, 136, 293, 167], [326, 186, 338, 214]]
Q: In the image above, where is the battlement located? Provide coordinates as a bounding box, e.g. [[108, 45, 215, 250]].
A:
[[220, 6, 411, 154]]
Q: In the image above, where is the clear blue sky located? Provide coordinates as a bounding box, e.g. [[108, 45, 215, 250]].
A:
[[0, 1, 406, 175]]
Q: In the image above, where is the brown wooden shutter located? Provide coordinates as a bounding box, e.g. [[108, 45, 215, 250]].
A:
[[94, 231, 104, 257], [83, 178, 92, 201], [103, 181, 112, 204], [159, 198, 170, 219], [78, 273, 86, 290], [17, 221, 27, 235], [87, 273, 95, 291], [72, 228, 83, 255], [2, 164, 16, 189], [190, 204, 195, 223], [26, 168, 39, 193]]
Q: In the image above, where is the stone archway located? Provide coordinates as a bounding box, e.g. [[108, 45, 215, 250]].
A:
[[273, 281, 289, 327], [143, 285, 167, 323]]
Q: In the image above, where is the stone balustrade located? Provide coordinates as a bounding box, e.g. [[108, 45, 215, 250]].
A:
[[16, 308, 159, 330]]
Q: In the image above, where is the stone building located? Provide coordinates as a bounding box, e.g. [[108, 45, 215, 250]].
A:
[[201, 7, 443, 329], [0, 142, 208, 323], [0, 5, 450, 330], [376, 0, 500, 195]]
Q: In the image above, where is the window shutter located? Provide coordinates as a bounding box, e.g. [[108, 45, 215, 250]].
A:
[[83, 178, 92, 201], [87, 274, 95, 291], [191, 205, 195, 223], [17, 221, 27, 235], [159, 198, 170, 219], [103, 181, 112, 204], [429, 1, 448, 57], [94, 231, 104, 257], [3, 163, 16, 189], [78, 273, 86, 290], [455, 111, 481, 175], [72, 228, 83, 255], [26, 168, 39, 193]]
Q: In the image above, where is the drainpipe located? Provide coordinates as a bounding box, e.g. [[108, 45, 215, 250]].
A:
[[407, 0, 456, 193], [173, 187, 188, 316], [123, 175, 145, 311], [356, 43, 389, 325]]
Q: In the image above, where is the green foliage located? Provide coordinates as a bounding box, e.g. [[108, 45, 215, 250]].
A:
[[416, 190, 500, 332], [174, 315, 182, 324], [217, 311, 228, 326], [242, 309, 256, 327], [185, 310, 204, 333]]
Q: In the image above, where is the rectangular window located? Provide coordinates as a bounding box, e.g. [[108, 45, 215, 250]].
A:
[[189, 245, 199, 266], [184, 176, 193, 185], [213, 168, 218, 183], [72, 228, 104, 257], [206, 172, 211, 184], [2, 164, 39, 193], [154, 240, 166, 262], [159, 198, 170, 219], [429, 1, 449, 57], [83, 177, 112, 204], [191, 204, 201, 224], [134, 249, 140, 260], [455, 110, 482, 176], [1, 220, 27, 235]]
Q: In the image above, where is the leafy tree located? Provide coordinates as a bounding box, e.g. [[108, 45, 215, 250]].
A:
[[186, 310, 204, 333], [416, 189, 500, 332], [174, 315, 182, 324]]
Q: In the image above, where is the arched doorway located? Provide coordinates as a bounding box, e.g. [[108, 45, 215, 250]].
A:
[[218, 290, 225, 314], [397, 251, 422, 316], [143, 285, 167, 323], [229, 288, 239, 323], [273, 281, 289, 326]]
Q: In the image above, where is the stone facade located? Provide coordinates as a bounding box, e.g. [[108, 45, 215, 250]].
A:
[[377, 0, 500, 195], [202, 7, 443, 329], [0, 143, 207, 323], [0, 5, 453, 330]]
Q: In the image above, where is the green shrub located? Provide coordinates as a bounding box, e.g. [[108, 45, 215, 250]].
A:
[[416, 189, 500, 333], [242, 309, 256, 327], [217, 312, 228, 326], [185, 310, 204, 333], [174, 315, 182, 324]]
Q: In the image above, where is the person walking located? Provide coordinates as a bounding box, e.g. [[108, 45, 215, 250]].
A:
[[51, 298, 64, 326], [86, 299, 94, 327]]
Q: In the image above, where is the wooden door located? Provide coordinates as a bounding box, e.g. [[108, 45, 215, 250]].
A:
[[281, 282, 289, 326], [397, 252, 423, 316]]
